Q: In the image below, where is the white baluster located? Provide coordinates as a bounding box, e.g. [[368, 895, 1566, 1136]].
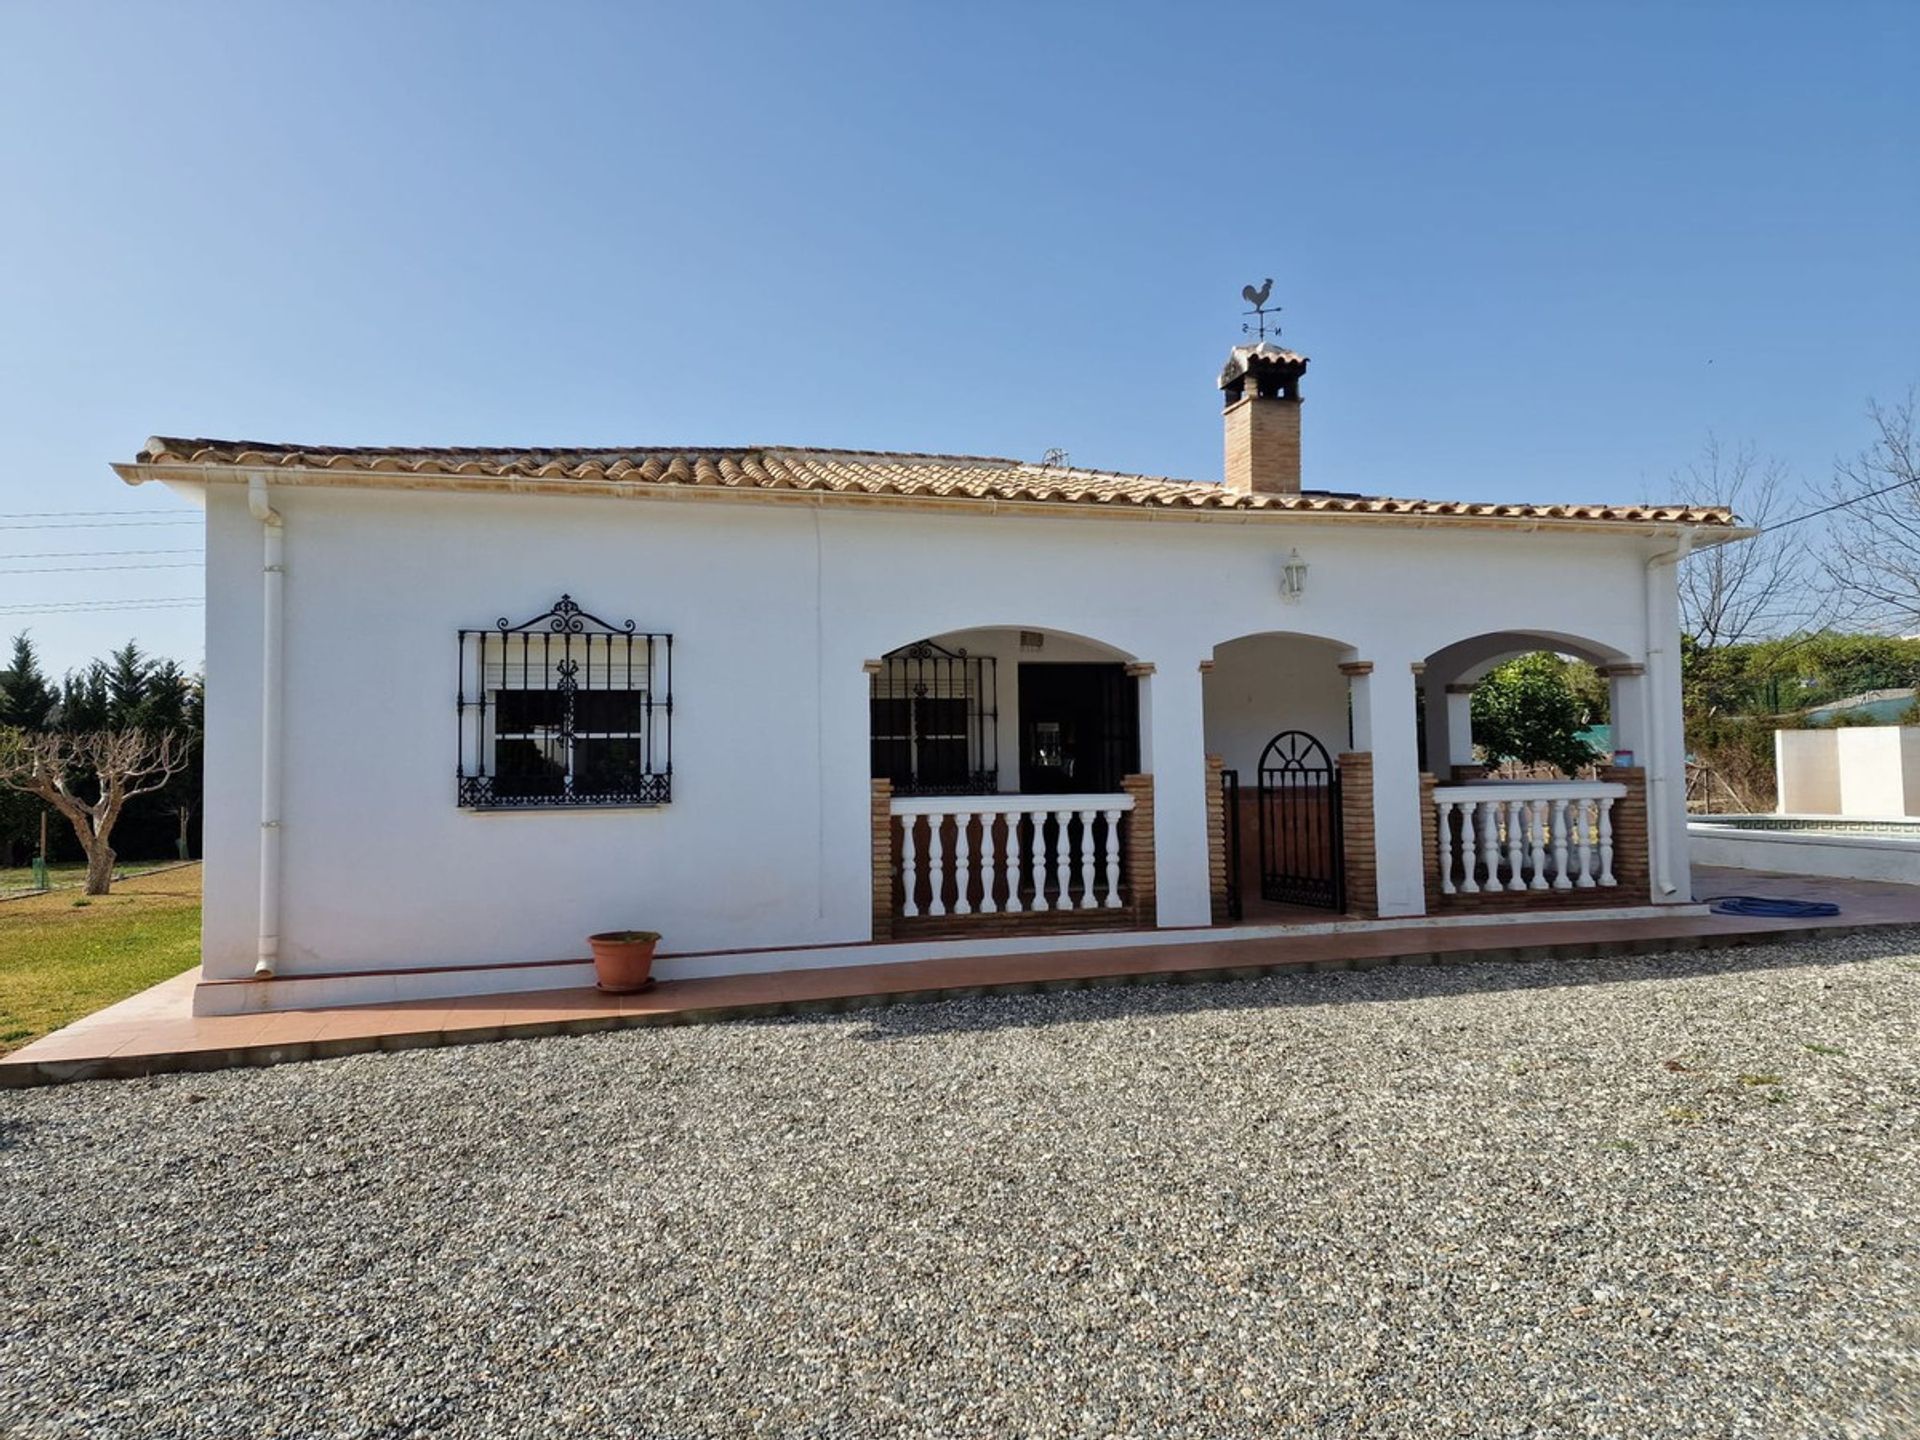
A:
[[1480, 801, 1505, 892], [926, 815, 948, 916], [952, 812, 974, 914], [1029, 809, 1051, 912], [1550, 799, 1571, 890], [1075, 809, 1098, 909], [1053, 809, 1073, 910], [1004, 813, 1024, 914], [1506, 800, 1526, 890], [1100, 807, 1123, 907], [1437, 799, 1456, 894], [1459, 800, 1480, 893], [1526, 801, 1549, 890], [1598, 798, 1616, 887], [979, 813, 1000, 913], [1574, 798, 1596, 888], [900, 814, 921, 918]]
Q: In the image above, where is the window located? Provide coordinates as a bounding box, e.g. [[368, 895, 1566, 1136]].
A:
[[457, 595, 672, 808], [869, 641, 997, 795]]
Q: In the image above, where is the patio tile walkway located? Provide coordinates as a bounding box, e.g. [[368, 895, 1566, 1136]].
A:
[[6, 866, 1916, 1088]]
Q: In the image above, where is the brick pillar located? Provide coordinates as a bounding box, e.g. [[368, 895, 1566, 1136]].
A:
[[1338, 752, 1377, 918], [1205, 755, 1228, 923], [870, 779, 894, 942], [1601, 766, 1650, 898], [1418, 772, 1439, 907], [1122, 773, 1156, 926]]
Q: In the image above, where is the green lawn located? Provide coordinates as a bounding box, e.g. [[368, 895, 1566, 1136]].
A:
[[0, 858, 183, 899], [0, 864, 201, 1053]]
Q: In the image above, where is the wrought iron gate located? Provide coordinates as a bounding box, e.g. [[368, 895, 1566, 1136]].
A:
[[1256, 730, 1344, 911]]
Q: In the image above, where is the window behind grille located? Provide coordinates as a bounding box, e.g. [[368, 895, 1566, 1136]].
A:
[[457, 595, 672, 808], [868, 641, 997, 795]]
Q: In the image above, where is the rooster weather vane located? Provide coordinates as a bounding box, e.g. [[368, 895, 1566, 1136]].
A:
[[1241, 278, 1282, 342]]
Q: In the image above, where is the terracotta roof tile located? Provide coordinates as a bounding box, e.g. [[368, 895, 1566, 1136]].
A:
[[128, 438, 1738, 529]]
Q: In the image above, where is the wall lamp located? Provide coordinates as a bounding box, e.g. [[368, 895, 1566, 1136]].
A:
[[1279, 548, 1308, 602]]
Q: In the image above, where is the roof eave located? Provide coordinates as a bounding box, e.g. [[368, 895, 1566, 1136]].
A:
[[114, 460, 1743, 540]]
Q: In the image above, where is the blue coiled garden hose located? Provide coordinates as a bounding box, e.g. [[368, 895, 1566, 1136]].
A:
[[1706, 896, 1841, 918]]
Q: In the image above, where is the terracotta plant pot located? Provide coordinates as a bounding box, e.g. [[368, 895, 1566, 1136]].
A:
[[588, 930, 660, 993]]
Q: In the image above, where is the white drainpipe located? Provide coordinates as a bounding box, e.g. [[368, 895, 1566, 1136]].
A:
[[248, 476, 284, 976], [1643, 529, 1696, 897]]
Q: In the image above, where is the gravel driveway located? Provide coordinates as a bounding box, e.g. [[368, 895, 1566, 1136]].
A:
[[2, 933, 1916, 1439]]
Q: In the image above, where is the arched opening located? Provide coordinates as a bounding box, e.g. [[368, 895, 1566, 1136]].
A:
[[867, 626, 1148, 935], [1419, 630, 1647, 904], [869, 626, 1139, 797], [1203, 631, 1360, 922], [1422, 630, 1633, 782]]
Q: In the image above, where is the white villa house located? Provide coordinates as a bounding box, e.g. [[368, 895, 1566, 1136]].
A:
[[116, 343, 1745, 1013]]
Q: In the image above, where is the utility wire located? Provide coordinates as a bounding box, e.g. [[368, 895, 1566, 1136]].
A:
[[0, 518, 199, 531], [0, 598, 202, 615], [0, 562, 203, 576], [0, 547, 202, 561], [0, 514, 192, 526], [1753, 472, 1920, 534]]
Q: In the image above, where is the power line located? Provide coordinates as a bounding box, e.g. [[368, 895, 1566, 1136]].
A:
[[0, 547, 202, 561], [1756, 472, 1920, 534], [0, 514, 191, 526], [0, 518, 200, 532], [0, 562, 203, 576], [0, 597, 203, 615]]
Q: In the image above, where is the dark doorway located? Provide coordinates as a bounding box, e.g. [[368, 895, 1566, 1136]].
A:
[[1018, 663, 1140, 794], [1256, 729, 1344, 911]]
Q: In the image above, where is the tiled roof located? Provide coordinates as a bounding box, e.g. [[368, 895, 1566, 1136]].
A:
[[128, 438, 1737, 529]]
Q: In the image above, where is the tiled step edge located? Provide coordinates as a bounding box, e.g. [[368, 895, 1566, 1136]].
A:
[[0, 924, 1858, 1090]]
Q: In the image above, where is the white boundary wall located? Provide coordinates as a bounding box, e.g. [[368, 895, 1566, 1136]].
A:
[[1692, 819, 1920, 885], [1775, 726, 1920, 816], [191, 481, 1689, 986]]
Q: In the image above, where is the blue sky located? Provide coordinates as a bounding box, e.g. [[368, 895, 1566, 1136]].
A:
[[1, 1, 1914, 673]]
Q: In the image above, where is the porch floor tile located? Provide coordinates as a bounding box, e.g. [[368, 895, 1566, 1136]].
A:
[[7, 866, 1917, 1088]]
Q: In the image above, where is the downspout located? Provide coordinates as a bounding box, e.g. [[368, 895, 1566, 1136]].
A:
[[248, 476, 284, 976], [1643, 529, 1696, 898]]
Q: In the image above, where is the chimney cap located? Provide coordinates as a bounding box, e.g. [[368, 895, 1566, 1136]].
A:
[[1219, 343, 1309, 390]]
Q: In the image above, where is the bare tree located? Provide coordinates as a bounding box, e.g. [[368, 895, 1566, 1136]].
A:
[[0, 729, 192, 894], [1823, 392, 1920, 630], [1669, 437, 1830, 648]]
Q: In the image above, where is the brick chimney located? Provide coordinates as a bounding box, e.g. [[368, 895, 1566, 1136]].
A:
[[1219, 343, 1309, 495]]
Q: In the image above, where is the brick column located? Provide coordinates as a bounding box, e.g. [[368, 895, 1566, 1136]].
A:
[[1121, 773, 1156, 926], [1205, 755, 1229, 923], [870, 779, 894, 942], [1601, 766, 1650, 898], [1337, 752, 1377, 918], [1418, 772, 1439, 907]]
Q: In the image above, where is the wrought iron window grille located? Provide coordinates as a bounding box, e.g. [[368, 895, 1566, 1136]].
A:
[[457, 595, 672, 809], [870, 640, 998, 796]]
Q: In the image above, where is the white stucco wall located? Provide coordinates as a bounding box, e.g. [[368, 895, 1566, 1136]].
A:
[[1776, 725, 1920, 818], [1837, 728, 1906, 816], [1203, 633, 1353, 778], [188, 480, 1689, 982], [1775, 729, 1839, 813], [1691, 823, 1920, 885]]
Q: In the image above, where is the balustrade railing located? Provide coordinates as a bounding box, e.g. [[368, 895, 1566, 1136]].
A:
[[1433, 781, 1625, 895], [892, 793, 1135, 918]]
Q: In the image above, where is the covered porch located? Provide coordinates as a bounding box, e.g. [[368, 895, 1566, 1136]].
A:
[[866, 626, 1156, 939], [865, 624, 1674, 947]]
